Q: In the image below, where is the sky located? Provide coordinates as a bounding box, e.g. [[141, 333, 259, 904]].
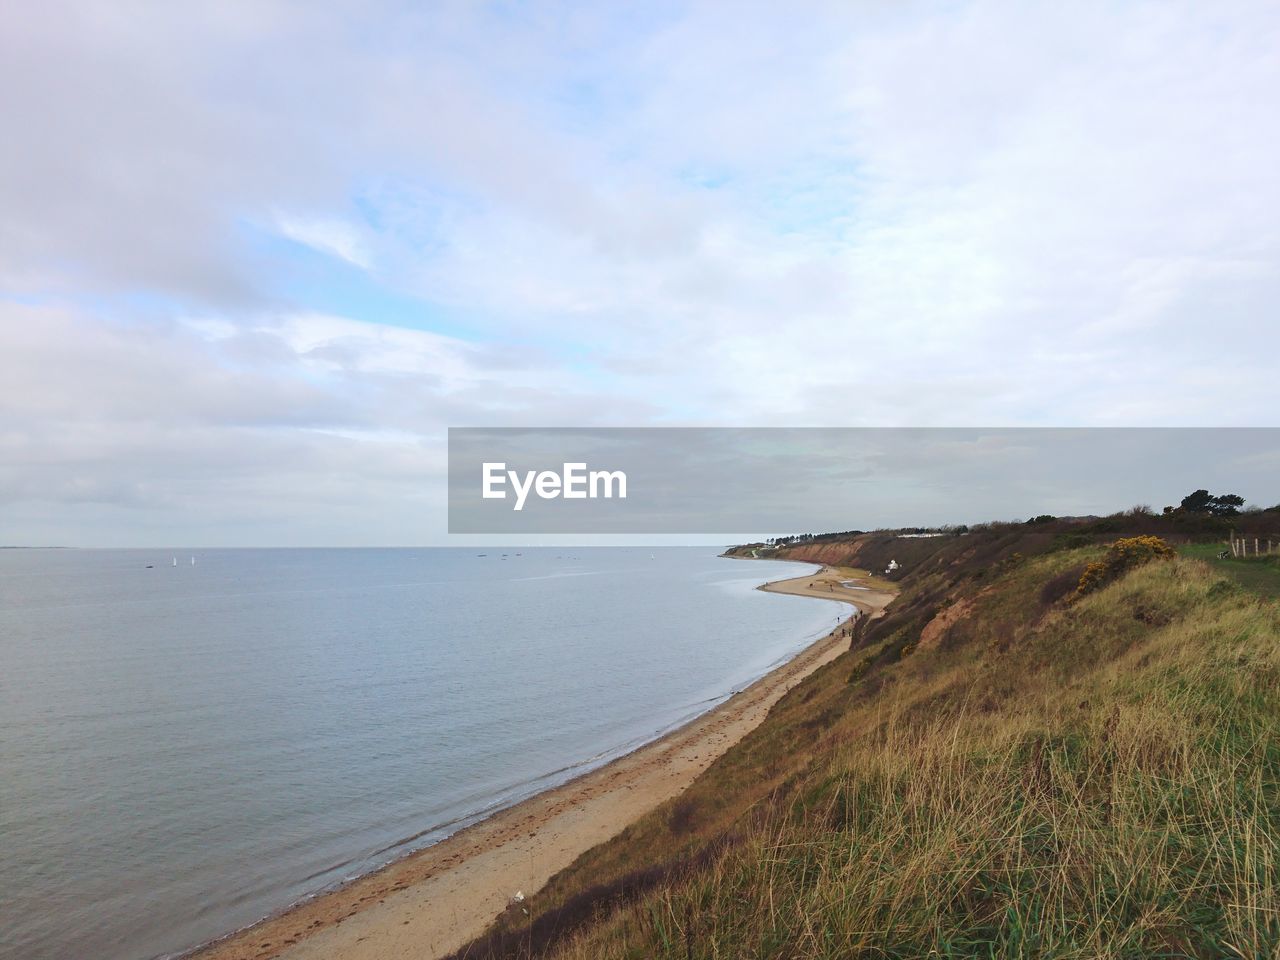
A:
[[1, 1, 1278, 546]]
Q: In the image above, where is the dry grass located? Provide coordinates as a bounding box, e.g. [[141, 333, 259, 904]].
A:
[[454, 551, 1280, 960]]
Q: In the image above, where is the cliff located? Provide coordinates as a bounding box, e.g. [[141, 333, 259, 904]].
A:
[[452, 515, 1280, 959]]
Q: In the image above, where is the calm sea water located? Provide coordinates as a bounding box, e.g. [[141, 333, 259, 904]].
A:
[[0, 547, 840, 960]]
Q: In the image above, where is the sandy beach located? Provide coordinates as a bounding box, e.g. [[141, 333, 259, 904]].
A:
[[193, 563, 895, 960]]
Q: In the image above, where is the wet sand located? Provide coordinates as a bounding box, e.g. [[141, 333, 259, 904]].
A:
[[193, 563, 895, 960]]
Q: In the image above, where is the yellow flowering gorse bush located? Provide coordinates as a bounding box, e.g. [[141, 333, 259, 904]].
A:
[[1076, 535, 1177, 597]]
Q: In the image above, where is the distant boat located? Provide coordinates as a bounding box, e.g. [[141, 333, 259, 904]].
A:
[[650, 554, 656, 560], [172, 557, 177, 567], [190, 556, 196, 566]]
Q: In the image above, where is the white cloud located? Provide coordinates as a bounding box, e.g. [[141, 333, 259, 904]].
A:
[[275, 216, 373, 269], [1, 0, 1278, 542]]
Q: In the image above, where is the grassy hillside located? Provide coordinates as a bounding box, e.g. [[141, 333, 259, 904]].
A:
[[726, 506, 1280, 586], [452, 532, 1280, 959]]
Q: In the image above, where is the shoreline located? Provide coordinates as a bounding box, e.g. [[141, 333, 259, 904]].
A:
[[193, 562, 895, 960]]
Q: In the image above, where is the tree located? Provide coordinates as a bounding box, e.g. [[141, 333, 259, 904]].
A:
[[1212, 494, 1245, 516], [1180, 489, 1213, 513], [1178, 489, 1245, 517]]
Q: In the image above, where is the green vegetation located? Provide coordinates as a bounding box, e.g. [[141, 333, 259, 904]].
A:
[[1181, 542, 1280, 600], [727, 492, 1280, 572], [1175, 488, 1246, 517], [454, 516, 1280, 960]]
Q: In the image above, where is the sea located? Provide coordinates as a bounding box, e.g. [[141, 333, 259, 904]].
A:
[[0, 547, 841, 960]]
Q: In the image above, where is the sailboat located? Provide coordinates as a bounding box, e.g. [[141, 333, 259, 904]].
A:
[[190, 556, 196, 566], [171, 557, 177, 567]]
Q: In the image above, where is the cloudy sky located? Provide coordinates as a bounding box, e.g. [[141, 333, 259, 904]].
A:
[[2, 1, 1277, 546]]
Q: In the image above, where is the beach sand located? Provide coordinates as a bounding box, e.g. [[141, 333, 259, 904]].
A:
[[193, 564, 895, 960]]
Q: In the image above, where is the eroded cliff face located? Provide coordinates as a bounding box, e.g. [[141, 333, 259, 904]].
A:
[[775, 533, 933, 577], [771, 529, 1063, 585], [775, 541, 867, 567], [735, 525, 1068, 586]]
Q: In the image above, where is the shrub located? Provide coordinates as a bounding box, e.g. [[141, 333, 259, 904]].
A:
[[667, 795, 699, 835], [1076, 536, 1176, 597], [1052, 532, 1093, 552], [1206, 578, 1238, 601], [1039, 565, 1085, 608], [847, 655, 876, 684]]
